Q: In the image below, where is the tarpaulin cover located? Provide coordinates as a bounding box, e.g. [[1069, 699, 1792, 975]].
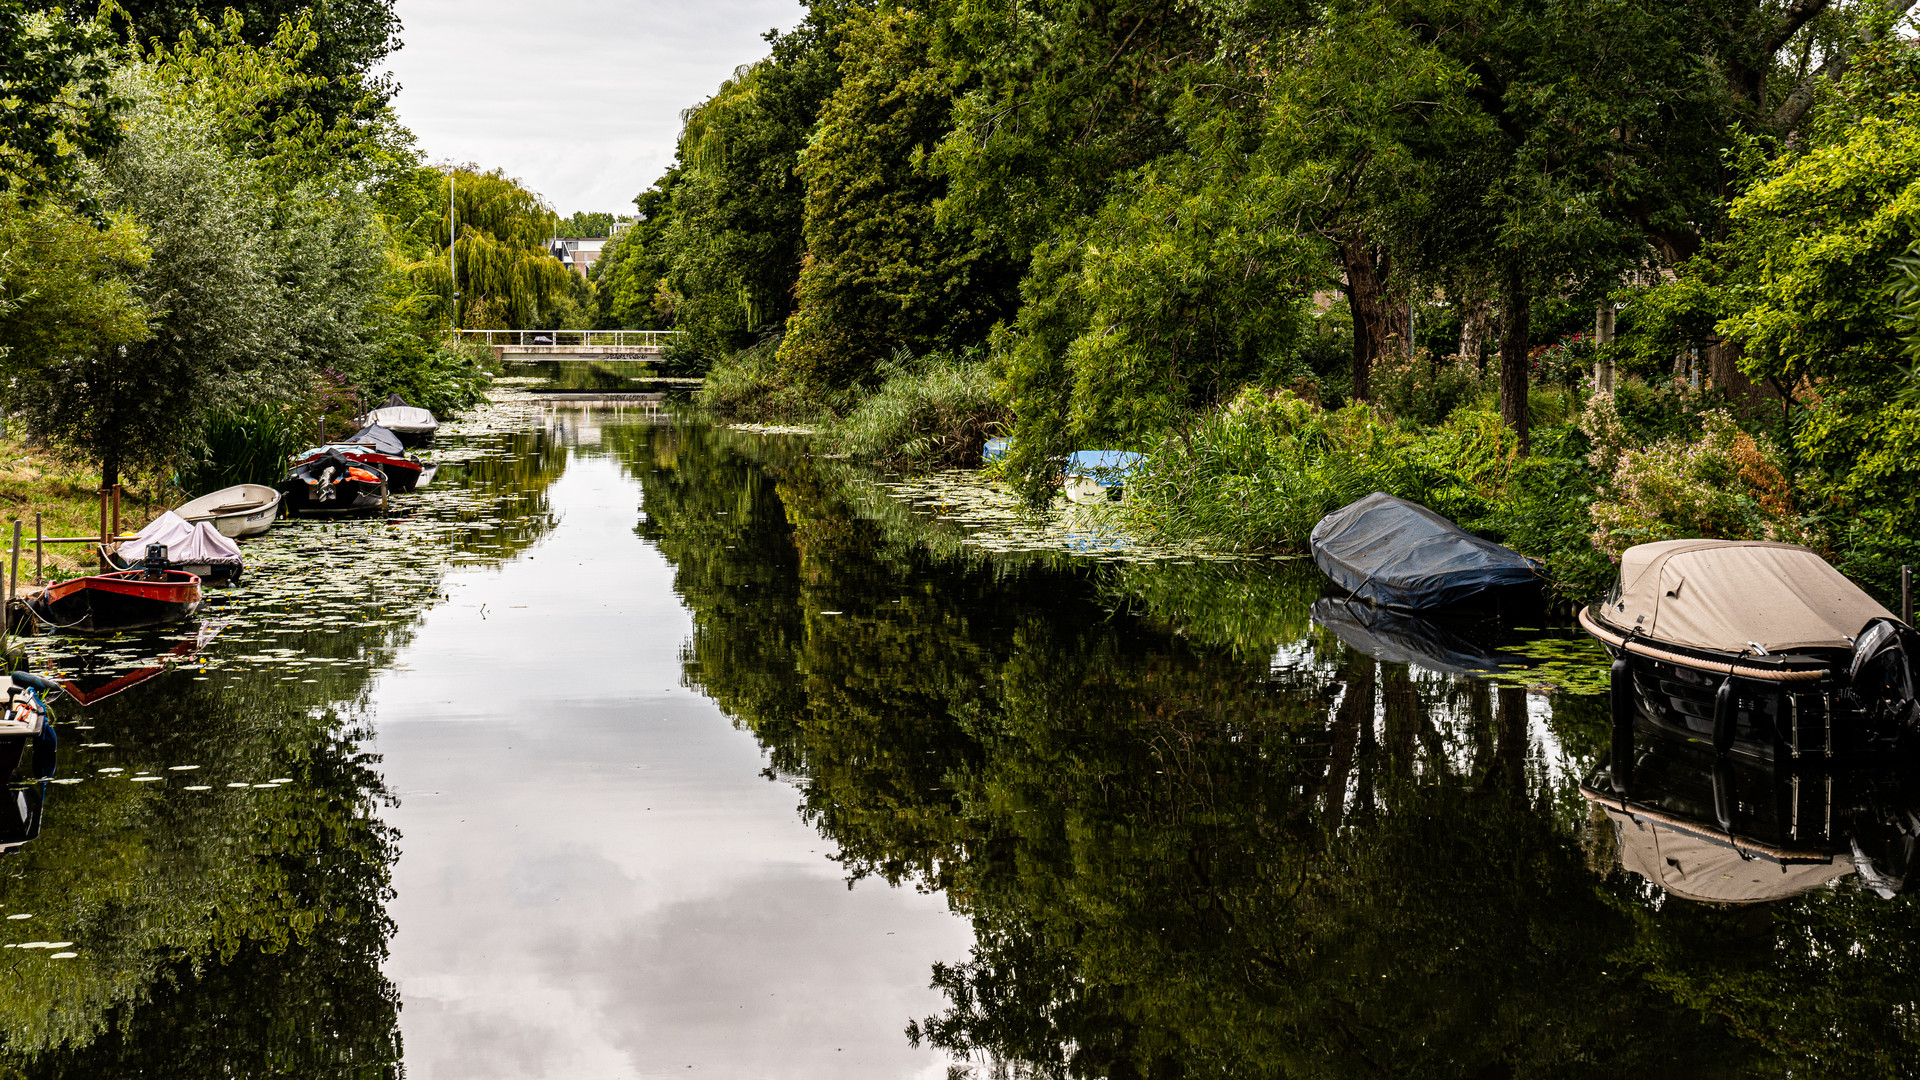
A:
[[1309, 493, 1539, 610], [1311, 598, 1513, 676], [118, 512, 242, 566], [1605, 806, 1852, 904], [382, 392, 413, 408], [1064, 450, 1143, 480], [346, 423, 405, 456], [364, 405, 437, 432], [1602, 539, 1891, 653]]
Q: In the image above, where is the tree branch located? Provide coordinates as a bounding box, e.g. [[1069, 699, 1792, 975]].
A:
[[1770, 0, 1919, 133]]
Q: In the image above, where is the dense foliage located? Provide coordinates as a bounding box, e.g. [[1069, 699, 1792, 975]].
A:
[[603, 0, 1920, 601]]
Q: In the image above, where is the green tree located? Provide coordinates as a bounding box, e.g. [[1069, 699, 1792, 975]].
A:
[[0, 3, 120, 201]]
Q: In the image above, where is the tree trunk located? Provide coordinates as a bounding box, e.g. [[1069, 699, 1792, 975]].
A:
[[1340, 235, 1393, 403], [1499, 264, 1531, 455]]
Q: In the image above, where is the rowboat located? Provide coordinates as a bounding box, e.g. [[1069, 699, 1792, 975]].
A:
[[358, 393, 439, 448], [319, 423, 432, 493], [1580, 539, 1920, 760], [174, 484, 282, 538], [280, 449, 388, 515], [23, 569, 203, 634]]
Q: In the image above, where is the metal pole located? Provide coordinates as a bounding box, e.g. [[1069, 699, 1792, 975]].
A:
[[449, 171, 458, 333]]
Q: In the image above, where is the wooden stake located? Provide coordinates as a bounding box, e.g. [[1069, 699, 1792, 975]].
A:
[[33, 513, 40, 586], [1903, 564, 1912, 626], [6, 521, 18, 652], [111, 484, 121, 538], [98, 488, 107, 546]]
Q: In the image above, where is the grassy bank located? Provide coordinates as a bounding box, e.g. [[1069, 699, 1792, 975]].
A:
[[0, 436, 166, 578]]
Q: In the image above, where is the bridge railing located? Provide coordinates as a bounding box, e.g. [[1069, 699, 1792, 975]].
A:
[[455, 329, 684, 349]]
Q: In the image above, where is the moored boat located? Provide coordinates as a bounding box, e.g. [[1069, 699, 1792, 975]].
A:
[[1309, 493, 1542, 611], [174, 483, 282, 538], [107, 512, 244, 583], [358, 393, 439, 448], [23, 568, 203, 634], [0, 671, 56, 786], [280, 448, 387, 515], [1579, 539, 1920, 760], [338, 423, 430, 492], [1063, 450, 1144, 503]]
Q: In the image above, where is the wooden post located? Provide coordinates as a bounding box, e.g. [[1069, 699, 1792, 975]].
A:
[[1903, 565, 1912, 625], [111, 484, 121, 538], [33, 513, 41, 586], [318, 415, 327, 446], [98, 488, 107, 546], [7, 521, 19, 652]]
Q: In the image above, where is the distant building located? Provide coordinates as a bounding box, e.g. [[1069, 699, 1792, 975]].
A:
[[547, 237, 608, 278]]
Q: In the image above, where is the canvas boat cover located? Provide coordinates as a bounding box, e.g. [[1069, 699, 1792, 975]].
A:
[[1605, 806, 1853, 903], [1310, 493, 1539, 611], [1603, 539, 1892, 654], [346, 423, 406, 456], [1311, 598, 1513, 676], [118, 512, 242, 566], [365, 405, 438, 432]]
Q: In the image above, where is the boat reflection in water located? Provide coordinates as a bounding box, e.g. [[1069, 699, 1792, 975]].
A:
[[0, 784, 44, 856], [1310, 596, 1520, 677], [1584, 714, 1918, 903]]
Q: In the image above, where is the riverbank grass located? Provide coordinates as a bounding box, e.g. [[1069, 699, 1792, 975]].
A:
[[0, 436, 165, 577]]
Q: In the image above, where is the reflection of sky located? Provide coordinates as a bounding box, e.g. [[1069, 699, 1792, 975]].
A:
[[370, 440, 971, 1079]]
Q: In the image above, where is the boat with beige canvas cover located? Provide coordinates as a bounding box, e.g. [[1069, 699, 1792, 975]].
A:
[[1581, 539, 1920, 761]]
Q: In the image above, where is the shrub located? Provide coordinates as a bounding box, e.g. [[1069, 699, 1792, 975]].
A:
[[183, 400, 315, 491], [1373, 351, 1484, 427], [1588, 406, 1818, 559], [825, 355, 1008, 469], [696, 335, 822, 421]]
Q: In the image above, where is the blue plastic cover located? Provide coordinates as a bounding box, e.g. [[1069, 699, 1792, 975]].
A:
[[983, 437, 1011, 463], [1309, 492, 1539, 610], [1064, 450, 1144, 482]]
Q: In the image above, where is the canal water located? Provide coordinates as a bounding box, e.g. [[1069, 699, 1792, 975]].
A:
[[0, 396, 1913, 1078]]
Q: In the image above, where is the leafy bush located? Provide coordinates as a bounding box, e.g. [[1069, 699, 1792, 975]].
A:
[[825, 355, 1008, 468], [367, 340, 494, 417], [1373, 351, 1484, 427], [1587, 403, 1817, 558], [696, 335, 823, 421], [1126, 388, 1512, 551]]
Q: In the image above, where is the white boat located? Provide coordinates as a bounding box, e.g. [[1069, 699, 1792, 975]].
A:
[[1062, 450, 1144, 503], [358, 394, 439, 448], [174, 484, 283, 539]]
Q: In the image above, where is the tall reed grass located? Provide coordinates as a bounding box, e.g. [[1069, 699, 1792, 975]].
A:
[[181, 401, 315, 492]]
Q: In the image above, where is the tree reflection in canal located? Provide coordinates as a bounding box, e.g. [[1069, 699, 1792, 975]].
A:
[[0, 402, 565, 1078], [633, 423, 1918, 1079]]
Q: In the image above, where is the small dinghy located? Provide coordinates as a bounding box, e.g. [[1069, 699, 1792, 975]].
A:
[[1063, 450, 1144, 503], [336, 422, 432, 492], [105, 513, 243, 584], [1580, 539, 1920, 760], [358, 393, 439, 449], [281, 448, 388, 515], [24, 565, 203, 634], [174, 483, 282, 538], [0, 671, 56, 786], [1309, 493, 1541, 610]]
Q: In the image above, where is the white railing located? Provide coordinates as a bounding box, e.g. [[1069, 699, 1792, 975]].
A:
[[455, 329, 684, 349]]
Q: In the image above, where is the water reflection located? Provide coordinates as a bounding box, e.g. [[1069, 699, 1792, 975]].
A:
[[630, 422, 1919, 1079]]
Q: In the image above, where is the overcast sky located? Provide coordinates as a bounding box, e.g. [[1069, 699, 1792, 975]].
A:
[[382, 0, 808, 216]]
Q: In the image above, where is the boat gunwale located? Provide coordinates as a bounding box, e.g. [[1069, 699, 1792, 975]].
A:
[[1579, 606, 1834, 683]]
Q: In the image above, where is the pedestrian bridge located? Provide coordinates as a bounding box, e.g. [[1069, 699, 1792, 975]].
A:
[[456, 329, 682, 361]]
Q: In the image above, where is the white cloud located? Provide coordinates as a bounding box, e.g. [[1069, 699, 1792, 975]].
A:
[[383, 0, 808, 213]]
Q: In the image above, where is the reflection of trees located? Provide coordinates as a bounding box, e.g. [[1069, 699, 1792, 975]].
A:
[[628, 423, 1919, 1079], [0, 412, 574, 1076]]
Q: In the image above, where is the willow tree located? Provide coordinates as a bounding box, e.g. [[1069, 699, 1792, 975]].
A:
[[392, 165, 574, 330]]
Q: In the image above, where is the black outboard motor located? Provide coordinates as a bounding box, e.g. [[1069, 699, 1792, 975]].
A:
[[142, 543, 170, 582], [1848, 617, 1920, 747]]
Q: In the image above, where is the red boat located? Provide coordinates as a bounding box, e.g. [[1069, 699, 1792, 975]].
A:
[[22, 569, 203, 634]]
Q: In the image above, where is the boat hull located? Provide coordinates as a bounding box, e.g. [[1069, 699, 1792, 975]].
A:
[[176, 484, 281, 538], [280, 454, 388, 516], [27, 570, 203, 634]]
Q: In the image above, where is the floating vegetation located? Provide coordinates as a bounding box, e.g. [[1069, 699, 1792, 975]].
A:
[[728, 423, 820, 436], [1483, 635, 1612, 697]]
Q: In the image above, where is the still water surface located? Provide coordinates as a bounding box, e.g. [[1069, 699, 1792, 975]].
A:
[[0, 397, 1914, 1078]]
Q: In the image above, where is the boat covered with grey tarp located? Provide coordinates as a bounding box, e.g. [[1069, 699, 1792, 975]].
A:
[[1309, 493, 1540, 611]]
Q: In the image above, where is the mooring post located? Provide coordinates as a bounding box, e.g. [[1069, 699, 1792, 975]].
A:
[[1903, 564, 1912, 625], [33, 512, 42, 585], [97, 488, 107, 547], [7, 520, 21, 652], [111, 484, 120, 538]]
